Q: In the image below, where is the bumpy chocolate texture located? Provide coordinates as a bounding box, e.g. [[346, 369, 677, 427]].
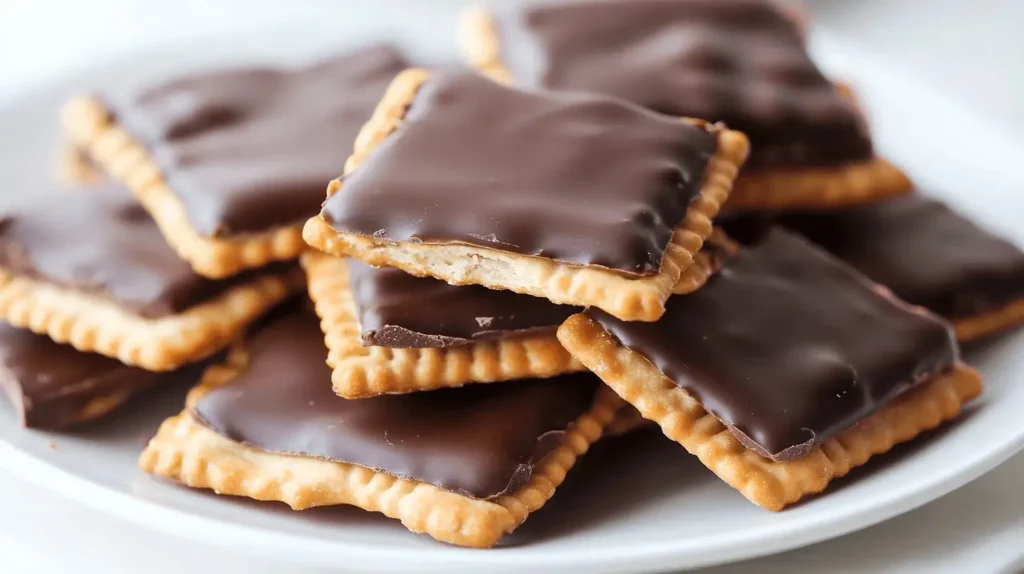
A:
[[0, 183, 271, 317], [193, 310, 600, 499], [322, 70, 717, 276], [494, 0, 872, 167], [347, 260, 578, 347], [0, 323, 159, 430], [104, 44, 408, 237], [779, 193, 1024, 320], [586, 229, 957, 460]]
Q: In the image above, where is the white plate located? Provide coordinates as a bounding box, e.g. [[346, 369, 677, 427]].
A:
[[2, 13, 1024, 574]]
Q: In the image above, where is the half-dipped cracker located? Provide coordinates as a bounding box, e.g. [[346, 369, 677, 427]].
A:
[[140, 309, 622, 548], [0, 323, 202, 430], [461, 0, 909, 211], [779, 193, 1024, 342], [558, 229, 982, 510], [304, 69, 748, 322], [61, 45, 409, 278], [0, 183, 303, 371]]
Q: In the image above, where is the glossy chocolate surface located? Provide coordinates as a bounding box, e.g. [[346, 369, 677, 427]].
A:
[[0, 183, 278, 317], [496, 0, 872, 167], [780, 193, 1024, 319], [0, 323, 160, 430], [105, 45, 408, 237], [322, 70, 717, 275], [194, 310, 599, 499], [587, 229, 957, 460], [347, 260, 578, 347]]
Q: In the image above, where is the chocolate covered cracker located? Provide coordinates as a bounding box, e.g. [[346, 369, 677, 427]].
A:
[[303, 69, 747, 321], [780, 193, 1024, 341], [347, 258, 578, 348], [302, 253, 585, 397], [61, 45, 409, 278], [462, 0, 909, 210], [558, 229, 982, 510], [0, 184, 302, 371], [140, 310, 621, 548], [0, 324, 169, 430]]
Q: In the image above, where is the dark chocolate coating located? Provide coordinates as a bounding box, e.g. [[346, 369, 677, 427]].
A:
[[0, 323, 159, 430], [193, 310, 599, 499], [0, 183, 269, 317], [496, 0, 872, 168], [322, 70, 717, 276], [779, 194, 1024, 320], [347, 260, 578, 347], [105, 45, 408, 237], [586, 229, 957, 460]]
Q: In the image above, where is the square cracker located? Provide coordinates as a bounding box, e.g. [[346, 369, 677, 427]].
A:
[[557, 313, 983, 510], [60, 96, 309, 279], [460, 6, 910, 213], [0, 266, 303, 372], [303, 68, 748, 322], [139, 344, 623, 548], [301, 252, 584, 398]]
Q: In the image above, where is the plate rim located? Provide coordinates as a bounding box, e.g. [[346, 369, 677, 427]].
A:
[[2, 22, 1024, 574]]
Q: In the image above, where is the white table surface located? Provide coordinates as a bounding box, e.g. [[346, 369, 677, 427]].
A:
[[2, 2, 1023, 573]]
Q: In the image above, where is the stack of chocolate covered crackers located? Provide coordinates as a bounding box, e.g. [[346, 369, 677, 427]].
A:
[[4, 0, 1021, 549]]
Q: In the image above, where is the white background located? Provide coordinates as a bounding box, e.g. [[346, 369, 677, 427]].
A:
[[1, 1, 1023, 573]]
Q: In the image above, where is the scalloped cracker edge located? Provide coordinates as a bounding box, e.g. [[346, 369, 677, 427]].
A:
[[954, 297, 1024, 342], [301, 252, 586, 398], [139, 345, 623, 548], [0, 266, 304, 371], [60, 96, 310, 279], [303, 68, 748, 322], [557, 313, 983, 511]]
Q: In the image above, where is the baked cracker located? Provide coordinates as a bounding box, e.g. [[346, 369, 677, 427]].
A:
[[459, 8, 910, 213], [0, 267, 303, 371], [60, 96, 309, 279], [301, 252, 584, 398], [557, 313, 983, 510], [303, 68, 748, 322], [139, 345, 623, 548]]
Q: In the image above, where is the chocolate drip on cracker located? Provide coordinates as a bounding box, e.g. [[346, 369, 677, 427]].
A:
[[586, 229, 958, 460]]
